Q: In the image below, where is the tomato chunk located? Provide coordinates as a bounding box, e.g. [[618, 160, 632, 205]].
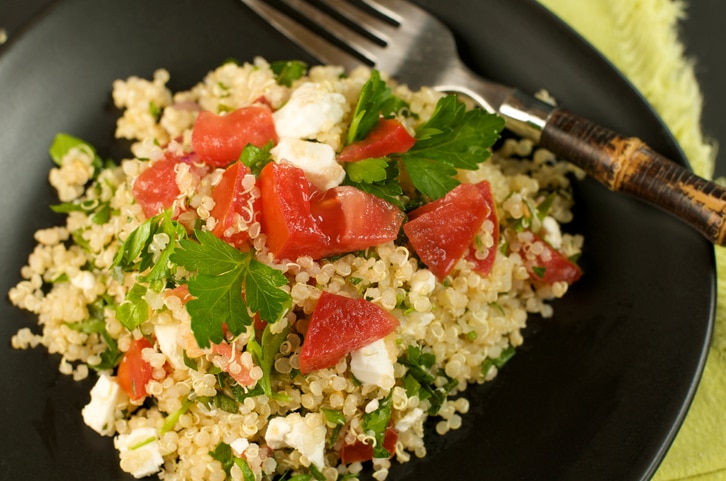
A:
[[210, 342, 256, 386], [191, 106, 277, 167], [465, 181, 499, 276], [209, 162, 256, 249], [339, 425, 398, 463], [117, 337, 155, 401], [338, 118, 416, 162], [310, 186, 404, 255], [299, 292, 399, 374], [404, 183, 490, 279], [514, 231, 582, 285], [258, 162, 329, 261], [132, 154, 181, 219]]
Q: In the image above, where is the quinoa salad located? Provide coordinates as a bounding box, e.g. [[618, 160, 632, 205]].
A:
[[8, 57, 584, 481]]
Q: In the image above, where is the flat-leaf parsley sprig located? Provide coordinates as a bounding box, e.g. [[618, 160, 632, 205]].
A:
[[170, 230, 292, 349]]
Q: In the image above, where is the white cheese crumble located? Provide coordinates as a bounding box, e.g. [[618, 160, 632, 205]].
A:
[[114, 427, 164, 479], [154, 323, 185, 370], [542, 215, 562, 248], [265, 412, 326, 469], [350, 338, 395, 390], [273, 82, 347, 140], [81, 374, 127, 436], [271, 137, 345, 191]]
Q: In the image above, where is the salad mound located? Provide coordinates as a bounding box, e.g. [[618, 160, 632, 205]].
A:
[[9, 57, 584, 480]]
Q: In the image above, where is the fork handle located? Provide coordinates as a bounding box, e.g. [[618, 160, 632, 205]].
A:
[[537, 109, 726, 245]]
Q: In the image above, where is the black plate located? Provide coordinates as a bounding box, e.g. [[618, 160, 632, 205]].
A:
[[0, 1, 715, 480]]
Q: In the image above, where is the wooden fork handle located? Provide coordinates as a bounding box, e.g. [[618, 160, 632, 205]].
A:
[[539, 109, 726, 245]]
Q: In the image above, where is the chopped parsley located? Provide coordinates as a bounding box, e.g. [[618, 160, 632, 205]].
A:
[[239, 141, 274, 176], [346, 70, 408, 145], [270, 60, 308, 87], [481, 345, 516, 376], [343, 157, 403, 208], [362, 391, 393, 458], [170, 230, 291, 348], [403, 95, 505, 200]]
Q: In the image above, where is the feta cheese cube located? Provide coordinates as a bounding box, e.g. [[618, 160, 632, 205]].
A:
[[154, 323, 185, 370], [81, 373, 127, 436], [541, 216, 562, 248], [271, 137, 345, 191], [273, 82, 347, 140], [350, 338, 395, 390], [114, 427, 164, 479], [265, 412, 326, 469]]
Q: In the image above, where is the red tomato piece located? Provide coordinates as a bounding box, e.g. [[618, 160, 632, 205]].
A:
[[209, 162, 256, 249], [404, 183, 490, 280], [514, 231, 582, 285], [258, 162, 329, 261], [132, 154, 181, 219], [338, 118, 416, 162], [191, 106, 278, 167], [299, 291, 399, 374], [117, 337, 155, 401], [465, 181, 499, 276], [210, 342, 256, 386], [339, 426, 398, 463], [310, 186, 404, 255]]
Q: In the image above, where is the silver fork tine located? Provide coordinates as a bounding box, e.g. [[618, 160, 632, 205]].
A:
[[240, 0, 361, 71], [282, 0, 383, 65], [317, 0, 398, 43]]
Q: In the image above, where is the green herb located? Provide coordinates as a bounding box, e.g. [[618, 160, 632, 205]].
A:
[[239, 141, 274, 176], [209, 442, 235, 477], [362, 391, 393, 458], [347, 70, 407, 145], [48, 133, 103, 175], [308, 464, 326, 481], [321, 408, 346, 447], [402, 95, 505, 200], [536, 191, 558, 221], [398, 345, 456, 415], [160, 397, 193, 435], [209, 441, 255, 481], [343, 158, 404, 209], [170, 230, 292, 348], [481, 345, 516, 376], [51, 199, 114, 225], [214, 392, 239, 414], [113, 209, 186, 291], [531, 266, 547, 279], [149, 101, 162, 119], [66, 297, 123, 370], [270, 60, 308, 87], [182, 351, 198, 371], [246, 323, 292, 402], [116, 282, 149, 332]]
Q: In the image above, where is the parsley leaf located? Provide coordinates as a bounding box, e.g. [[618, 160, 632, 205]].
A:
[[402, 95, 505, 200], [398, 345, 456, 415], [49, 133, 103, 173], [170, 230, 291, 348], [343, 158, 404, 208], [239, 141, 274, 176], [362, 391, 393, 458], [116, 283, 149, 331], [113, 210, 186, 291], [481, 345, 516, 376], [270, 60, 308, 87], [347, 70, 407, 145], [246, 323, 292, 402]]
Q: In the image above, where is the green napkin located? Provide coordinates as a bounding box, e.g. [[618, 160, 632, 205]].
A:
[[536, 0, 726, 479]]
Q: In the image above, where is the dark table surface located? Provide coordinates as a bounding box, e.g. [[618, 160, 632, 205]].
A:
[[1, 0, 724, 176]]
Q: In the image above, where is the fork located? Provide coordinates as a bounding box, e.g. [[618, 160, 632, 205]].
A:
[[241, 0, 726, 246]]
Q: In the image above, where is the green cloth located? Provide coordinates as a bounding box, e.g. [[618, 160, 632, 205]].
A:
[[536, 0, 725, 480]]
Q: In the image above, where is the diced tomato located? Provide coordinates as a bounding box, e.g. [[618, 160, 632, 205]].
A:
[[191, 106, 278, 167], [166, 284, 192, 304], [209, 162, 256, 249], [514, 231, 582, 285], [132, 154, 181, 219], [339, 425, 398, 463], [464, 181, 499, 276], [210, 342, 256, 386], [310, 186, 404, 254], [258, 162, 329, 261], [338, 118, 416, 162], [117, 337, 155, 401], [404, 183, 491, 280], [299, 292, 399, 374]]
